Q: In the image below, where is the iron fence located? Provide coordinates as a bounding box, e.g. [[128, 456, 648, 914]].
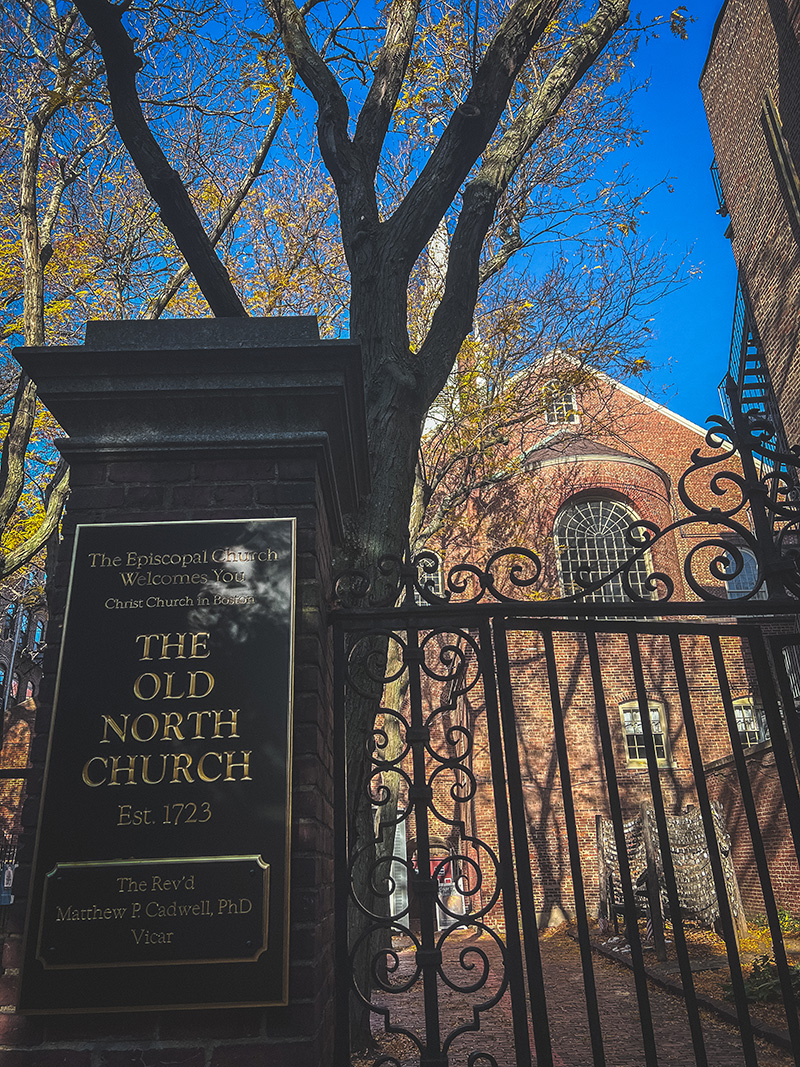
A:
[[331, 408, 800, 1066]]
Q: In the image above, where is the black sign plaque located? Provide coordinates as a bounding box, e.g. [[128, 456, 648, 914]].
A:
[[20, 518, 295, 1012]]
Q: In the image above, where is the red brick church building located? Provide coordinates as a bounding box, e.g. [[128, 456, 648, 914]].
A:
[[396, 366, 796, 929]]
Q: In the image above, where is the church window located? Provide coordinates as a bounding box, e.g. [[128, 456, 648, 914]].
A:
[[555, 498, 652, 603], [544, 384, 578, 424], [724, 548, 768, 601], [732, 698, 767, 748], [415, 552, 444, 605], [620, 702, 669, 765]]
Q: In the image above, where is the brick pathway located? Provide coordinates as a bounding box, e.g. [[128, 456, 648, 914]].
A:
[[357, 928, 796, 1067]]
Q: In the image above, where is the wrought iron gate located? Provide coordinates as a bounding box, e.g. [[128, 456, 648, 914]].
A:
[[331, 408, 800, 1066]]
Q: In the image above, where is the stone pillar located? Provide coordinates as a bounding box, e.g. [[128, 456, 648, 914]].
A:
[[2, 317, 368, 1066]]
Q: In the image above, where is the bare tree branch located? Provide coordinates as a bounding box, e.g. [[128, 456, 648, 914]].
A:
[[417, 0, 630, 404], [478, 228, 524, 286], [383, 0, 561, 267], [72, 0, 248, 317], [1, 51, 79, 534], [0, 459, 70, 580], [0, 377, 38, 532], [143, 66, 297, 319], [353, 0, 421, 176], [266, 0, 358, 188]]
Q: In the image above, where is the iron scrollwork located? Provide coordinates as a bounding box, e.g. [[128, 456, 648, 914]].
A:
[[344, 627, 512, 1064], [335, 398, 800, 1064]]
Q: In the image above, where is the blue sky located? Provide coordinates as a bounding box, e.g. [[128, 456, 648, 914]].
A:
[[625, 3, 737, 428]]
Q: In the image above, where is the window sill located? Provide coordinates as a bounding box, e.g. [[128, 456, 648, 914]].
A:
[[624, 760, 676, 770]]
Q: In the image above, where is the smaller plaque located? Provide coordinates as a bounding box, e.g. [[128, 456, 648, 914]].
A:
[[37, 856, 269, 968]]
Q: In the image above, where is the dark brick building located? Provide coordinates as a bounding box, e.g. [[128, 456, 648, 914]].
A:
[[699, 0, 800, 923], [701, 0, 800, 449]]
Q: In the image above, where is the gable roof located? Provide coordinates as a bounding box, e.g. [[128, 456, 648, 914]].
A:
[[535, 349, 711, 439]]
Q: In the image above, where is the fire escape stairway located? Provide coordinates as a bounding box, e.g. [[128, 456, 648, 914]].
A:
[[723, 283, 788, 463]]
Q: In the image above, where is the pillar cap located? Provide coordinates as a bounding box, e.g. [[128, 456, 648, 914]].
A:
[[14, 317, 370, 533]]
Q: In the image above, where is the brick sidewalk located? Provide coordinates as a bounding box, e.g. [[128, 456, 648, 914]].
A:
[[357, 928, 796, 1066]]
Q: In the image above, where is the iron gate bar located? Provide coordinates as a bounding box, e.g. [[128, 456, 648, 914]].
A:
[[627, 634, 710, 1067], [668, 634, 757, 1065], [584, 629, 660, 1067], [711, 631, 800, 1047], [459, 618, 532, 1067], [748, 631, 800, 875], [333, 617, 351, 1066], [769, 634, 800, 777], [746, 631, 800, 1056], [716, 631, 800, 1049], [407, 620, 443, 1065], [496, 619, 667, 1067], [332, 603, 800, 1065], [487, 614, 800, 1067], [334, 611, 536, 1066], [493, 621, 557, 1067], [540, 629, 608, 1067], [333, 600, 800, 621]]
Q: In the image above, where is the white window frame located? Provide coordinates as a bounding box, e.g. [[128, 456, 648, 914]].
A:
[[555, 498, 653, 604], [544, 382, 579, 425], [414, 552, 444, 606], [783, 644, 800, 713], [732, 697, 767, 748], [619, 701, 671, 766]]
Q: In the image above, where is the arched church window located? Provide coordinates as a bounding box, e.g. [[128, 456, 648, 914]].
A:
[[555, 498, 652, 603]]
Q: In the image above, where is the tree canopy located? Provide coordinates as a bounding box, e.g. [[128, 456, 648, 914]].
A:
[[0, 0, 688, 579]]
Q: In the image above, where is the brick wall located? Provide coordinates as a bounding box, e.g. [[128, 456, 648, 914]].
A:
[[408, 376, 798, 927], [418, 628, 761, 925], [1, 447, 338, 1066], [701, 0, 800, 447], [437, 376, 749, 603], [706, 742, 800, 916]]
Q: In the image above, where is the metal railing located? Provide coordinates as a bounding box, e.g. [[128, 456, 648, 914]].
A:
[[719, 280, 798, 543], [710, 158, 728, 217]]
